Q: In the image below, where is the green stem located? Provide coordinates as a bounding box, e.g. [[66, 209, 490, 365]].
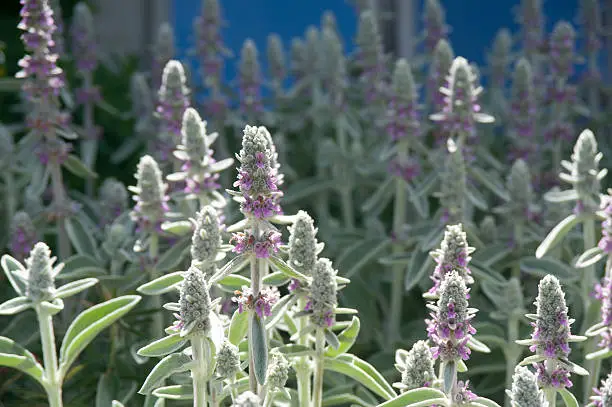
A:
[[262, 390, 275, 407], [191, 336, 209, 407], [505, 313, 521, 407], [312, 329, 325, 407], [36, 305, 63, 407], [295, 297, 312, 407], [581, 218, 597, 402], [82, 72, 97, 197], [149, 233, 163, 338], [388, 175, 407, 348], [248, 257, 260, 393], [335, 122, 354, 231], [49, 161, 70, 260], [229, 376, 238, 403], [545, 388, 557, 407], [512, 224, 523, 280]]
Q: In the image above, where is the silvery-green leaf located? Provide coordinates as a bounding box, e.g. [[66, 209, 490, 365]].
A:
[[152, 384, 194, 400], [40, 298, 64, 315], [250, 313, 268, 385], [55, 278, 99, 299], [269, 256, 309, 281], [283, 177, 336, 204], [63, 154, 98, 179], [586, 348, 612, 360], [378, 253, 412, 266], [229, 309, 249, 346], [468, 166, 509, 201], [406, 249, 434, 292], [290, 324, 317, 342], [471, 244, 512, 267], [156, 236, 191, 272], [361, 177, 394, 214], [137, 334, 188, 358], [518, 354, 546, 365], [520, 257, 578, 282], [575, 247, 605, 269], [324, 329, 340, 350], [585, 322, 606, 337], [324, 355, 396, 400], [217, 274, 250, 292], [262, 271, 290, 286], [0, 336, 45, 385], [325, 316, 360, 358], [466, 337, 491, 353], [65, 217, 99, 258], [471, 397, 501, 407], [377, 388, 448, 407], [536, 214, 584, 258], [112, 401, 126, 407], [443, 361, 455, 394], [161, 221, 192, 236], [209, 158, 234, 173], [275, 344, 315, 357], [138, 352, 193, 394], [210, 254, 250, 285], [266, 294, 297, 331], [457, 360, 468, 372], [137, 271, 184, 296], [466, 184, 489, 210], [544, 189, 578, 203], [558, 388, 578, 407], [322, 393, 373, 407], [1, 255, 27, 296], [0, 296, 31, 315]]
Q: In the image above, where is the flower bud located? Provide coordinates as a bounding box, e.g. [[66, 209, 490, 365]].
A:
[[266, 34, 285, 85], [479, 216, 498, 242], [233, 391, 261, 407], [70, 3, 97, 73], [320, 27, 347, 111], [10, 211, 37, 262], [266, 350, 289, 389], [436, 140, 467, 224], [309, 258, 338, 328], [130, 155, 169, 231], [191, 205, 222, 267], [429, 224, 474, 296], [427, 39, 454, 114], [99, 178, 128, 226], [288, 211, 322, 277], [397, 340, 436, 391], [25, 242, 57, 303], [488, 29, 512, 88], [355, 10, 386, 104], [592, 372, 612, 407], [549, 21, 576, 79], [422, 0, 449, 54], [386, 58, 420, 143], [500, 159, 535, 223], [238, 39, 263, 117], [509, 58, 537, 160], [178, 266, 212, 337], [153, 22, 175, 89], [510, 366, 545, 407], [216, 340, 241, 378]]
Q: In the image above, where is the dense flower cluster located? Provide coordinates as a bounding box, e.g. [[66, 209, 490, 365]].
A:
[[599, 193, 612, 254], [307, 258, 338, 328], [591, 373, 612, 407], [193, 0, 227, 89], [426, 271, 476, 362], [216, 340, 241, 378], [25, 242, 58, 303], [129, 155, 169, 233], [191, 205, 222, 269], [238, 40, 264, 118], [10, 211, 38, 262], [593, 275, 612, 349], [422, 0, 449, 55], [428, 224, 474, 297], [395, 340, 436, 391], [355, 10, 386, 106], [509, 59, 538, 161], [176, 266, 212, 337], [510, 366, 546, 407], [232, 286, 280, 318], [230, 230, 281, 259], [436, 140, 467, 224]]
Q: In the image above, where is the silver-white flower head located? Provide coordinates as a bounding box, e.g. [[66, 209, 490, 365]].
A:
[[288, 210, 322, 276], [510, 366, 546, 407], [397, 340, 436, 391], [239, 39, 261, 86], [178, 266, 212, 337], [233, 391, 261, 407], [25, 242, 57, 303], [159, 60, 189, 102], [259, 126, 283, 186], [532, 275, 571, 359], [392, 59, 417, 105], [430, 223, 475, 288], [428, 39, 454, 106], [562, 129, 604, 213], [103, 223, 130, 254], [355, 10, 384, 72], [131, 155, 168, 219], [487, 28, 512, 86], [597, 372, 612, 407], [191, 205, 222, 267], [266, 34, 286, 84], [438, 270, 470, 323], [216, 340, 241, 378], [505, 159, 534, 221], [181, 107, 209, 164], [266, 349, 290, 389], [99, 178, 128, 222], [310, 258, 338, 328]]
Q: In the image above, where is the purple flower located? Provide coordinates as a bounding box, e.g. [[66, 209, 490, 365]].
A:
[[591, 373, 612, 407], [594, 276, 612, 349], [386, 59, 420, 142], [425, 271, 476, 363], [534, 363, 572, 389], [516, 0, 545, 58], [232, 286, 280, 318], [70, 3, 97, 73], [9, 212, 37, 262], [422, 0, 449, 55], [598, 194, 612, 254], [193, 0, 227, 90], [230, 230, 281, 259]]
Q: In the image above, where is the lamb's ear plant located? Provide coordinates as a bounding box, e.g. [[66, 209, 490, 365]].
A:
[[0, 242, 141, 407]]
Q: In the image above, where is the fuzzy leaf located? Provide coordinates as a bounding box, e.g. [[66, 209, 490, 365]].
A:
[[322, 393, 372, 407], [443, 361, 455, 394], [470, 398, 501, 407], [63, 154, 98, 179], [275, 344, 315, 357], [266, 294, 297, 331], [138, 352, 193, 394], [536, 214, 583, 258], [406, 249, 433, 291], [324, 356, 396, 400], [0, 336, 45, 385], [161, 221, 193, 236], [1, 255, 26, 296], [378, 388, 447, 407], [362, 177, 394, 214], [210, 254, 250, 285], [137, 334, 188, 358], [59, 295, 142, 377], [137, 271, 184, 296], [558, 388, 579, 407], [262, 271, 291, 286], [575, 247, 605, 269], [65, 217, 99, 258], [520, 257, 578, 282], [325, 316, 360, 358], [283, 178, 337, 204], [585, 348, 612, 360], [544, 189, 578, 203], [152, 384, 194, 400], [250, 313, 268, 385], [467, 337, 491, 353], [324, 329, 341, 350], [0, 296, 31, 315], [55, 278, 99, 299], [469, 167, 509, 201], [156, 237, 191, 272], [518, 354, 546, 365], [269, 256, 309, 281], [217, 274, 251, 292]]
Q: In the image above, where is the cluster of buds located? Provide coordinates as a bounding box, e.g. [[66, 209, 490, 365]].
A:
[[238, 40, 264, 119], [129, 155, 169, 233], [190, 205, 222, 273], [320, 26, 347, 113], [422, 0, 449, 55], [428, 224, 475, 297], [230, 229, 281, 259], [598, 193, 612, 254], [9, 211, 38, 262], [266, 34, 286, 92], [430, 57, 494, 149], [152, 23, 175, 91], [593, 273, 612, 350], [233, 391, 261, 407], [154, 60, 191, 164], [559, 129, 605, 214], [517, 0, 545, 59], [548, 21, 576, 80], [232, 285, 280, 319], [509, 58, 538, 161], [487, 29, 512, 89], [266, 350, 290, 390], [98, 178, 128, 227], [70, 3, 100, 107], [425, 270, 477, 363], [168, 108, 232, 201], [173, 266, 213, 337], [193, 0, 228, 90], [520, 275, 584, 389], [355, 10, 387, 107], [495, 159, 538, 228], [216, 340, 241, 378], [288, 211, 323, 278], [18, 0, 70, 142], [394, 340, 436, 392], [591, 373, 612, 407], [25, 242, 60, 303], [306, 258, 338, 328], [510, 366, 546, 407]]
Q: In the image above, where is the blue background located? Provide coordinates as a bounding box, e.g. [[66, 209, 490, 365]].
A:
[[173, 0, 580, 83]]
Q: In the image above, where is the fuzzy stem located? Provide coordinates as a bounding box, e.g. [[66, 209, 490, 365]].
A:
[[545, 388, 557, 407], [248, 256, 260, 393], [2, 172, 16, 226], [36, 305, 63, 407], [262, 391, 275, 407], [81, 71, 97, 197], [49, 161, 70, 260], [191, 335, 209, 407], [229, 376, 238, 403], [512, 224, 523, 280], [312, 329, 326, 407], [149, 233, 164, 338], [335, 122, 354, 231], [505, 313, 521, 407], [295, 297, 312, 407]]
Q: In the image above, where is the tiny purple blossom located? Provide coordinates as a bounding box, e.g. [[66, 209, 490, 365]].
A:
[[232, 286, 280, 318], [598, 195, 612, 254], [594, 276, 612, 349]]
